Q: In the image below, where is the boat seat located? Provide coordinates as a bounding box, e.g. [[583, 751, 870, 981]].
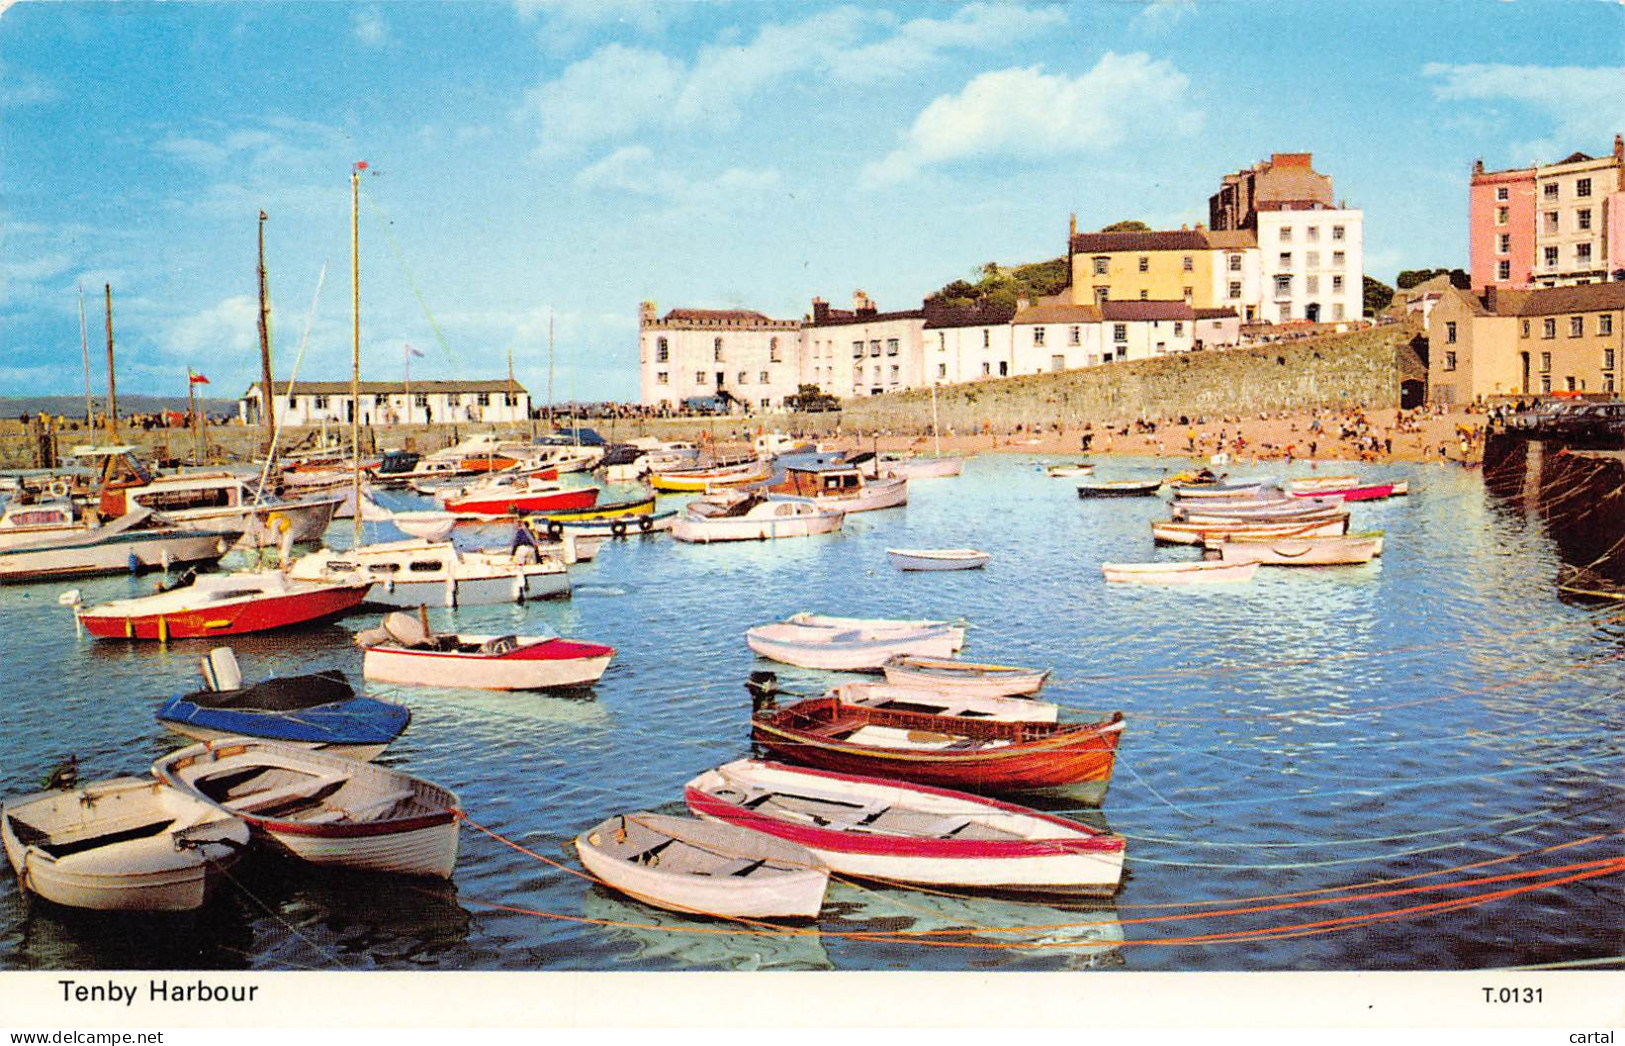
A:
[[479, 635, 519, 655], [229, 775, 351, 815]]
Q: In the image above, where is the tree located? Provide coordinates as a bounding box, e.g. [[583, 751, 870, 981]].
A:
[[1396, 268, 1469, 290], [927, 257, 1069, 309], [1101, 220, 1151, 232], [1363, 276, 1394, 317]]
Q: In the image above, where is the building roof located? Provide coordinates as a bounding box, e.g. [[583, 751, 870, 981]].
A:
[[1507, 282, 1625, 317], [808, 307, 925, 328], [244, 379, 528, 397], [1204, 230, 1257, 250], [664, 308, 773, 323], [1194, 307, 1240, 320], [1070, 229, 1211, 254], [1101, 300, 1197, 322], [1012, 303, 1102, 325], [922, 300, 1017, 329]]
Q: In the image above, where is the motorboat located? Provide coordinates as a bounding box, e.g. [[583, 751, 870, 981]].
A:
[[672, 493, 843, 543], [355, 610, 615, 690], [288, 539, 570, 607], [0, 508, 235, 585], [434, 474, 598, 516], [75, 569, 371, 640], [768, 460, 907, 513]]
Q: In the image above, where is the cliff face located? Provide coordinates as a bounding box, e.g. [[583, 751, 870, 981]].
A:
[[1486, 435, 1625, 600], [837, 324, 1424, 433]]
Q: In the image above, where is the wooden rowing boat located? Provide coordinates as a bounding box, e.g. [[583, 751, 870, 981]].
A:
[[1211, 534, 1382, 566], [1100, 561, 1259, 584], [746, 618, 962, 671], [886, 548, 992, 571], [1151, 517, 1350, 545], [881, 654, 1050, 697], [1077, 480, 1162, 498]]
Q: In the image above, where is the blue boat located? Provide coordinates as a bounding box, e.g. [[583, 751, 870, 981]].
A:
[[156, 668, 410, 761]]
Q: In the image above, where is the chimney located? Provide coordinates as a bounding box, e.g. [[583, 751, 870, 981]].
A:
[[1484, 286, 1498, 313], [811, 297, 829, 323], [1472, 159, 1484, 176], [1615, 133, 1623, 163], [853, 290, 874, 314], [639, 301, 657, 327], [1069, 212, 1077, 239]]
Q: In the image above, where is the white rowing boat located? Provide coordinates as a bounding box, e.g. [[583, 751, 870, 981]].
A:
[[1100, 561, 1259, 585], [886, 548, 991, 571], [881, 654, 1050, 697]]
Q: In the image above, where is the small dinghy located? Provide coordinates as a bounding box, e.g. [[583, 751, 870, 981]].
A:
[[686, 760, 1125, 895], [156, 648, 409, 761], [154, 738, 460, 878], [829, 681, 1058, 723], [1101, 561, 1259, 584], [356, 610, 615, 690], [881, 654, 1050, 698], [886, 548, 991, 571], [1211, 534, 1382, 567], [575, 812, 829, 920], [747, 613, 965, 671], [2, 776, 250, 911], [1077, 480, 1162, 498], [75, 570, 372, 641], [1151, 517, 1350, 546], [1045, 463, 1094, 477]]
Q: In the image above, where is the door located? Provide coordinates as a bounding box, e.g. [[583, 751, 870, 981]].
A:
[[1520, 352, 1530, 395]]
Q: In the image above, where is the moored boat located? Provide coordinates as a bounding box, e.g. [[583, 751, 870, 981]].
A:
[[672, 493, 843, 544], [0, 509, 235, 585], [1101, 560, 1260, 584], [768, 460, 908, 514], [356, 610, 615, 690], [881, 654, 1050, 697], [1077, 480, 1162, 498], [288, 539, 570, 607], [75, 570, 371, 640], [1045, 463, 1094, 477], [1211, 534, 1382, 566], [685, 760, 1126, 895], [886, 548, 991, 571], [2, 776, 250, 912], [154, 738, 460, 878], [1285, 482, 1397, 502], [1151, 516, 1350, 546], [831, 680, 1059, 723], [574, 812, 829, 920], [435, 474, 598, 516], [746, 615, 963, 671], [649, 461, 770, 493]]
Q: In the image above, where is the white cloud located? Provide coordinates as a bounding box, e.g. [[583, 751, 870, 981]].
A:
[[514, 0, 673, 54], [575, 145, 783, 215], [864, 53, 1203, 186], [1131, 0, 1196, 33], [0, 59, 60, 108], [164, 295, 262, 357], [1422, 62, 1625, 160], [521, 4, 1070, 155], [353, 8, 394, 48]]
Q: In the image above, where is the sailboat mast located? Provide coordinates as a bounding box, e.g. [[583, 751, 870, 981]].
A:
[[257, 210, 276, 454], [103, 284, 118, 440], [506, 345, 515, 432], [547, 307, 555, 431], [931, 382, 941, 459], [77, 282, 92, 425], [350, 167, 363, 549]]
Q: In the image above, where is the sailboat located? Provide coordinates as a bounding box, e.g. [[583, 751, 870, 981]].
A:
[[866, 383, 965, 480]]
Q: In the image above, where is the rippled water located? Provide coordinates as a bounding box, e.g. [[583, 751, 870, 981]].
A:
[[1, 456, 1620, 972]]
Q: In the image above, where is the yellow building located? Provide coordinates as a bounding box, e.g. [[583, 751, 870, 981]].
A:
[[1427, 282, 1624, 402], [1068, 228, 1223, 308]]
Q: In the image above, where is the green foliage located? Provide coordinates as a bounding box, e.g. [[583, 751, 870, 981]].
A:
[[928, 258, 1070, 309], [1363, 276, 1394, 317], [1395, 268, 1469, 290], [786, 384, 840, 412], [1100, 220, 1151, 232]]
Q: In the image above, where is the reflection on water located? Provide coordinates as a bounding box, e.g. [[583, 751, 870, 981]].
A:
[[2, 456, 1621, 971]]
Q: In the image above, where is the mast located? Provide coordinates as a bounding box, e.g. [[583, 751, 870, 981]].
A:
[[188, 369, 199, 463], [350, 165, 363, 549], [931, 382, 942, 459], [547, 306, 555, 431], [256, 210, 276, 453], [103, 284, 118, 440], [506, 345, 515, 431], [77, 281, 92, 424]]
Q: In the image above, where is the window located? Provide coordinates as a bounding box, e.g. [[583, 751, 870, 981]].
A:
[[1274, 275, 1292, 295], [759, 371, 769, 383], [1306, 275, 1320, 294], [1228, 254, 1241, 272], [1446, 322, 1458, 344], [981, 362, 990, 376], [1544, 182, 1558, 200], [869, 340, 881, 357], [312, 395, 328, 409], [656, 371, 669, 385], [982, 330, 990, 348], [1113, 324, 1127, 342], [1544, 246, 1559, 267], [1139, 290, 1149, 300], [1279, 252, 1292, 267], [695, 371, 707, 384], [413, 393, 428, 407], [1094, 288, 1109, 305], [1577, 243, 1593, 264], [1496, 187, 1509, 201], [937, 363, 947, 378], [769, 337, 781, 363], [1606, 374, 1616, 394], [1542, 319, 1556, 339], [852, 340, 863, 358], [1279, 227, 1293, 243], [1599, 315, 1614, 335], [713, 338, 723, 361], [1566, 376, 1577, 392], [886, 338, 899, 356], [997, 362, 1008, 376], [890, 365, 900, 383], [1444, 351, 1457, 371], [1497, 234, 1510, 254], [1332, 275, 1345, 292], [656, 337, 669, 363], [1307, 226, 1320, 242], [1229, 281, 1242, 299], [1182, 287, 1193, 302], [1092, 256, 1109, 276], [1332, 251, 1346, 267], [1182, 255, 1194, 272], [1577, 177, 1592, 198], [1578, 209, 1592, 231], [1496, 207, 1509, 225], [1069, 326, 1081, 346], [1541, 374, 1552, 393], [760, 398, 770, 409], [1540, 351, 1552, 371], [1544, 212, 1559, 235], [1604, 348, 1616, 369], [1173, 321, 1184, 337], [1138, 256, 1150, 272], [1332, 225, 1345, 241], [1570, 316, 1584, 337], [1522, 319, 1531, 337], [738, 371, 748, 385], [1499, 260, 1512, 281], [1033, 327, 1046, 346], [477, 392, 491, 406], [1307, 251, 1320, 268]]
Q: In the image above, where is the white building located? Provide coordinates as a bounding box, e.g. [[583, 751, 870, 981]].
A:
[[239, 379, 530, 427], [638, 303, 801, 411], [1010, 302, 1105, 375], [1100, 301, 1197, 360], [1255, 205, 1364, 324], [801, 293, 927, 399], [921, 301, 1017, 384], [1208, 230, 1263, 321]]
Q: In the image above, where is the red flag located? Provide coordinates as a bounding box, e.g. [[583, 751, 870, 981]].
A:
[[354, 161, 369, 172], [188, 369, 210, 385]]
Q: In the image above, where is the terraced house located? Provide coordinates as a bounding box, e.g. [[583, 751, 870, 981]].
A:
[[1427, 282, 1625, 402]]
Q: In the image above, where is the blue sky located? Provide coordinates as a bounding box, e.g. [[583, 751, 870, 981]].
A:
[[2, 0, 1622, 402]]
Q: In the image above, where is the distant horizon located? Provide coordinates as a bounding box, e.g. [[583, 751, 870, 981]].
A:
[[3, 1, 1619, 400]]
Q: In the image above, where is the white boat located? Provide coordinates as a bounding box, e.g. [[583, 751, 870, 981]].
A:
[[153, 738, 460, 878], [788, 612, 967, 647], [356, 610, 615, 690], [881, 654, 1050, 697], [1211, 534, 1382, 566], [1151, 517, 1350, 546], [768, 461, 908, 513], [672, 494, 844, 544], [2, 776, 250, 912], [831, 680, 1058, 723], [880, 456, 964, 480], [886, 548, 991, 571], [0, 508, 234, 585], [1174, 503, 1344, 525], [685, 760, 1126, 895], [288, 539, 570, 607], [0, 495, 84, 549], [1101, 561, 1260, 585], [574, 812, 828, 920], [747, 615, 963, 671]]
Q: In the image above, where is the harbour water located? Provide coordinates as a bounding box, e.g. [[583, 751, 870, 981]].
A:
[[1, 455, 1620, 971]]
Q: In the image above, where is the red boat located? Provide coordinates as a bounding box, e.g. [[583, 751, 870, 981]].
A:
[[750, 695, 1125, 796], [77, 571, 371, 641], [1286, 483, 1396, 502], [436, 475, 599, 516]]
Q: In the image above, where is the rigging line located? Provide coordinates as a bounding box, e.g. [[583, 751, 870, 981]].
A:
[[357, 179, 455, 364], [255, 262, 329, 505], [1106, 750, 1625, 815], [1114, 756, 1210, 823], [212, 862, 351, 970]]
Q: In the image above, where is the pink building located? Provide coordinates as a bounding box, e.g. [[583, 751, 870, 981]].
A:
[[1469, 165, 1535, 293]]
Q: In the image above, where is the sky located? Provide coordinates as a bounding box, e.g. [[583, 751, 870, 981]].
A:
[[1, 0, 1622, 404]]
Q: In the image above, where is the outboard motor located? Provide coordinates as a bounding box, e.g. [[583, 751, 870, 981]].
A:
[[746, 670, 779, 713], [201, 647, 243, 692]]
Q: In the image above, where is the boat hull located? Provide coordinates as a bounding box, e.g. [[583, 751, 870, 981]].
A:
[[1152, 518, 1349, 545], [441, 487, 598, 516], [363, 569, 570, 607], [1213, 537, 1381, 566], [884, 458, 963, 480], [363, 636, 615, 690], [746, 626, 960, 671], [0, 531, 230, 585], [881, 656, 1050, 697], [886, 549, 990, 571], [673, 512, 844, 543], [79, 583, 371, 640], [1102, 561, 1260, 584]]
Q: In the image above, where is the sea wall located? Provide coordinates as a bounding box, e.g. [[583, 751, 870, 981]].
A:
[[1485, 433, 1625, 595]]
